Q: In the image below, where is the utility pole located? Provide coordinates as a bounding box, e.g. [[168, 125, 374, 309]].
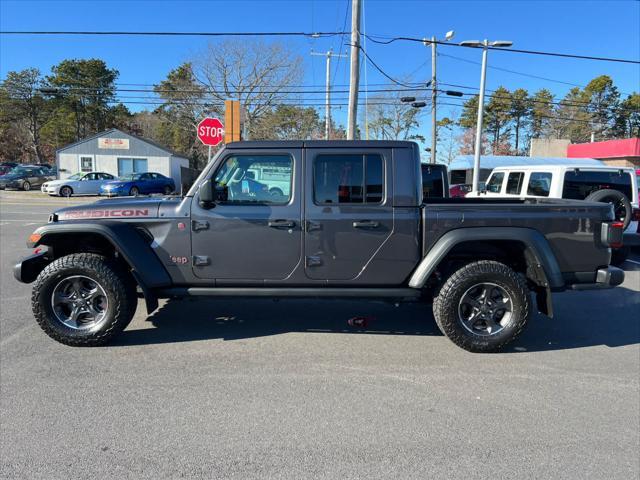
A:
[[312, 49, 347, 140], [430, 36, 437, 164], [347, 0, 361, 140]]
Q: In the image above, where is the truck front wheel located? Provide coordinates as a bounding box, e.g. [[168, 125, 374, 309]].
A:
[[433, 260, 531, 353], [31, 253, 138, 346]]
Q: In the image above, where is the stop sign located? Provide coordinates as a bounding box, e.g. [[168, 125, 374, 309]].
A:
[[197, 117, 224, 146]]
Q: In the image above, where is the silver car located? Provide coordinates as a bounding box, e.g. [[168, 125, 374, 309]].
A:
[[41, 172, 116, 197]]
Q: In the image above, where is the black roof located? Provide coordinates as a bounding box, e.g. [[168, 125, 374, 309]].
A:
[[225, 140, 418, 149]]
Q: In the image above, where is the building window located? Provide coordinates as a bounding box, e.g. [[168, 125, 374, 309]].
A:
[[118, 158, 148, 176], [79, 156, 94, 172], [314, 154, 384, 204]]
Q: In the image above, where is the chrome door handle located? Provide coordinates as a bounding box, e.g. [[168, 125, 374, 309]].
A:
[[353, 220, 380, 229]]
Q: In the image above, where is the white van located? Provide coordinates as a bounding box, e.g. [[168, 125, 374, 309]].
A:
[[470, 164, 639, 262]]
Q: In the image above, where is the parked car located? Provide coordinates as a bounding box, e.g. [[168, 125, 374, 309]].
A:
[[469, 164, 639, 264], [14, 141, 625, 353], [42, 172, 116, 197], [448, 182, 485, 198], [0, 165, 55, 191], [0, 162, 19, 176], [99, 172, 176, 197]]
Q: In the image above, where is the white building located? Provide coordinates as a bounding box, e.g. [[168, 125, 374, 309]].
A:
[[56, 129, 189, 184]]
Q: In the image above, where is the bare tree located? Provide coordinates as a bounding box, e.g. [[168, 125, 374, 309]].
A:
[[365, 95, 426, 141], [192, 39, 304, 134]]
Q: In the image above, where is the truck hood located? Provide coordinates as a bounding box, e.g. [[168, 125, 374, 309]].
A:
[[53, 197, 165, 221]]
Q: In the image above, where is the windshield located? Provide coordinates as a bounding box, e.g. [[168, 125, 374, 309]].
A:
[[118, 174, 142, 181], [68, 173, 84, 180]]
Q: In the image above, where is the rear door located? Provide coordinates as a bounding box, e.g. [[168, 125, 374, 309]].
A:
[[304, 148, 393, 280], [190, 148, 302, 281]]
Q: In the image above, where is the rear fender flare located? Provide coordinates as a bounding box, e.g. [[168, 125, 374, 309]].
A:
[[409, 227, 564, 292]]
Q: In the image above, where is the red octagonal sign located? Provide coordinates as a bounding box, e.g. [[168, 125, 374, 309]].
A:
[[197, 117, 224, 146]]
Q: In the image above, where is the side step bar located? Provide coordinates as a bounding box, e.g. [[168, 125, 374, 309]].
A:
[[156, 287, 422, 299]]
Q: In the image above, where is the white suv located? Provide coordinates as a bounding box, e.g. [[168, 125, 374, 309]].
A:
[[471, 164, 639, 262]]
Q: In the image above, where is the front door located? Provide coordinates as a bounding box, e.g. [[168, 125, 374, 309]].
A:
[[304, 148, 394, 281], [191, 149, 302, 281], [76, 172, 101, 194]]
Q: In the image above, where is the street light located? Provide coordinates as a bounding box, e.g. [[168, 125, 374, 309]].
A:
[[460, 39, 513, 193], [423, 30, 456, 164]]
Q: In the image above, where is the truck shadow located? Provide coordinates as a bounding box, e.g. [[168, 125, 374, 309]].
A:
[[113, 284, 640, 353]]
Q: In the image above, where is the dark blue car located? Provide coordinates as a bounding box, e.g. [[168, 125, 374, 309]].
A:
[[100, 172, 176, 197]]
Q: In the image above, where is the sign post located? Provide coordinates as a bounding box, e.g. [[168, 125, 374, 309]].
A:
[[197, 117, 225, 164]]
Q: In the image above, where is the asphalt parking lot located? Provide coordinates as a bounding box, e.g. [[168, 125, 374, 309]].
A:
[[1, 190, 639, 479]]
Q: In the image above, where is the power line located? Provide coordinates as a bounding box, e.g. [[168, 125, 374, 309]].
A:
[[2, 29, 638, 64], [0, 30, 345, 38], [363, 33, 640, 65], [438, 52, 637, 97], [438, 52, 588, 89], [348, 43, 428, 88], [331, 0, 351, 86], [437, 101, 619, 125]]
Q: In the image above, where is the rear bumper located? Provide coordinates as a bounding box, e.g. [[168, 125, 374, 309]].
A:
[[569, 266, 625, 290], [13, 251, 50, 284]]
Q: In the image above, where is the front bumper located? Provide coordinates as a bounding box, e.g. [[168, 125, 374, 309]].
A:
[[569, 266, 625, 290], [41, 185, 59, 195], [14, 251, 51, 284]]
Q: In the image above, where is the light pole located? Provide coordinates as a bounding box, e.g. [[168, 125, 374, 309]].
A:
[[459, 39, 513, 192], [423, 30, 455, 164]]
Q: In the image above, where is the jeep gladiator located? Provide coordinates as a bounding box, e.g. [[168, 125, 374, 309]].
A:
[[14, 141, 625, 352]]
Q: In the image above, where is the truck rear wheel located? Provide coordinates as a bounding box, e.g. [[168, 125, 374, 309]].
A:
[[433, 260, 531, 353], [31, 253, 137, 346]]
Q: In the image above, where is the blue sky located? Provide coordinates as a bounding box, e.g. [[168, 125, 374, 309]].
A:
[[1, 0, 639, 140]]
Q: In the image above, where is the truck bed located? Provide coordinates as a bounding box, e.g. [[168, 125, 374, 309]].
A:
[[422, 198, 614, 273]]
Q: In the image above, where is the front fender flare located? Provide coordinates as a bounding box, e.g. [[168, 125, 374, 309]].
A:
[[408, 227, 564, 291], [28, 221, 172, 289]]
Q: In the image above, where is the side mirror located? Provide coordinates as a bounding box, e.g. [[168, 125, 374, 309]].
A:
[[199, 179, 228, 208], [199, 178, 214, 207]]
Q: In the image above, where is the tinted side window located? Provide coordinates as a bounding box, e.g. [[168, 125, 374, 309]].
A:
[[506, 172, 525, 194], [527, 172, 552, 197], [486, 172, 504, 193], [450, 170, 467, 185], [562, 170, 633, 200], [214, 154, 293, 205], [314, 154, 384, 204], [421, 165, 445, 199]]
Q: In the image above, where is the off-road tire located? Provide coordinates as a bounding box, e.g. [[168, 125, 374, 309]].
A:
[[585, 188, 632, 230], [59, 186, 73, 197], [32, 253, 138, 346], [611, 246, 630, 267], [433, 260, 531, 353]]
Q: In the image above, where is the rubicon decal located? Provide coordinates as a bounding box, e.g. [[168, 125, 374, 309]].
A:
[[60, 209, 150, 220]]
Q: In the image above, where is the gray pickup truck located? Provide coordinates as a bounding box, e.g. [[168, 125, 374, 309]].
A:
[[14, 141, 625, 352]]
